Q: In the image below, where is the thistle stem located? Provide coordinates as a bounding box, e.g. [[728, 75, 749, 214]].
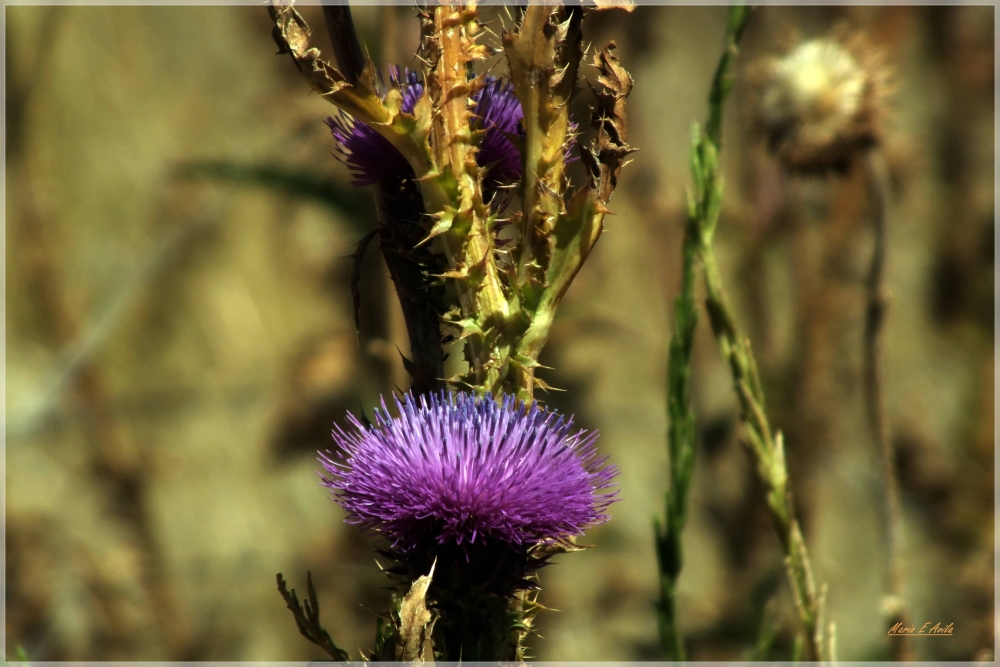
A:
[[428, 3, 511, 392], [320, 2, 365, 84], [511, 5, 569, 288], [375, 177, 446, 395], [862, 149, 911, 661]]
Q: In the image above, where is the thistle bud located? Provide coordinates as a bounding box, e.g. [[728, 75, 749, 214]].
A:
[[752, 29, 889, 173]]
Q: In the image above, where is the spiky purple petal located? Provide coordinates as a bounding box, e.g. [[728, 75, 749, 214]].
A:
[[325, 68, 423, 187], [473, 78, 525, 192], [319, 391, 618, 552]]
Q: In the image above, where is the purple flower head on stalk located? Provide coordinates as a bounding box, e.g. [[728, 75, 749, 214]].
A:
[[325, 69, 526, 195], [319, 391, 618, 554]]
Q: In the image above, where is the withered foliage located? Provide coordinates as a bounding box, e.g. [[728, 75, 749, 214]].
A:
[[268, 1, 635, 401]]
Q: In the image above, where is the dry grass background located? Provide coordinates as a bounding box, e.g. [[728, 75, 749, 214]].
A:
[[5, 5, 994, 661]]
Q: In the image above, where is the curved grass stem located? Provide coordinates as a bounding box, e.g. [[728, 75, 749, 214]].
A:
[[661, 3, 832, 661], [655, 5, 749, 661]]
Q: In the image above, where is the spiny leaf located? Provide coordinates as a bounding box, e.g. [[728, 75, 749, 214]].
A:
[[588, 41, 637, 204], [449, 317, 485, 341], [422, 209, 456, 244], [532, 375, 563, 393]]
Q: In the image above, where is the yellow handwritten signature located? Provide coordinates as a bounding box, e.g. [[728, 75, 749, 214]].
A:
[[888, 622, 954, 636]]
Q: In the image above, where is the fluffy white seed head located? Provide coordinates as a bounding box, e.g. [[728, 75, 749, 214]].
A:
[[753, 32, 888, 173]]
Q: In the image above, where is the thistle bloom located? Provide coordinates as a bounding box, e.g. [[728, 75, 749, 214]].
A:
[[326, 69, 525, 193], [319, 391, 618, 554]]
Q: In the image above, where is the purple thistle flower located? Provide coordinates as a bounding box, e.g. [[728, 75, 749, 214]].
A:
[[319, 391, 618, 553], [472, 78, 524, 191], [325, 68, 423, 187], [325, 70, 526, 194]]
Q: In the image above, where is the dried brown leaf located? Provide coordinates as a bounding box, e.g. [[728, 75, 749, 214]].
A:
[[589, 42, 637, 204], [396, 561, 437, 662]]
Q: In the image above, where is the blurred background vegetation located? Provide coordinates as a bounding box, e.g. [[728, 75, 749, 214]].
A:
[[5, 4, 994, 661]]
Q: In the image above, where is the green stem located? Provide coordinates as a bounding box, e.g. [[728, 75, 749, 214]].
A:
[[701, 200, 826, 663], [655, 6, 749, 660], [705, 4, 752, 148], [655, 204, 699, 662], [685, 7, 829, 657]]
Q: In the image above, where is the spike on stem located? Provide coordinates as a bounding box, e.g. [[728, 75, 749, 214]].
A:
[[424, 2, 511, 393]]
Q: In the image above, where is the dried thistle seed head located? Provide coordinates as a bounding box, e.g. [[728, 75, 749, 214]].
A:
[[752, 29, 889, 173]]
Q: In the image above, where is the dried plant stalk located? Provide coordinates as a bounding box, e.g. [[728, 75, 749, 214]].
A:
[[862, 148, 912, 662]]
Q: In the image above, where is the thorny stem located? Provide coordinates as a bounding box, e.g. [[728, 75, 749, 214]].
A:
[[862, 149, 912, 661], [428, 3, 510, 391], [512, 5, 572, 290], [503, 4, 568, 400], [374, 177, 446, 395], [505, 15, 630, 401], [432, 6, 477, 185]]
